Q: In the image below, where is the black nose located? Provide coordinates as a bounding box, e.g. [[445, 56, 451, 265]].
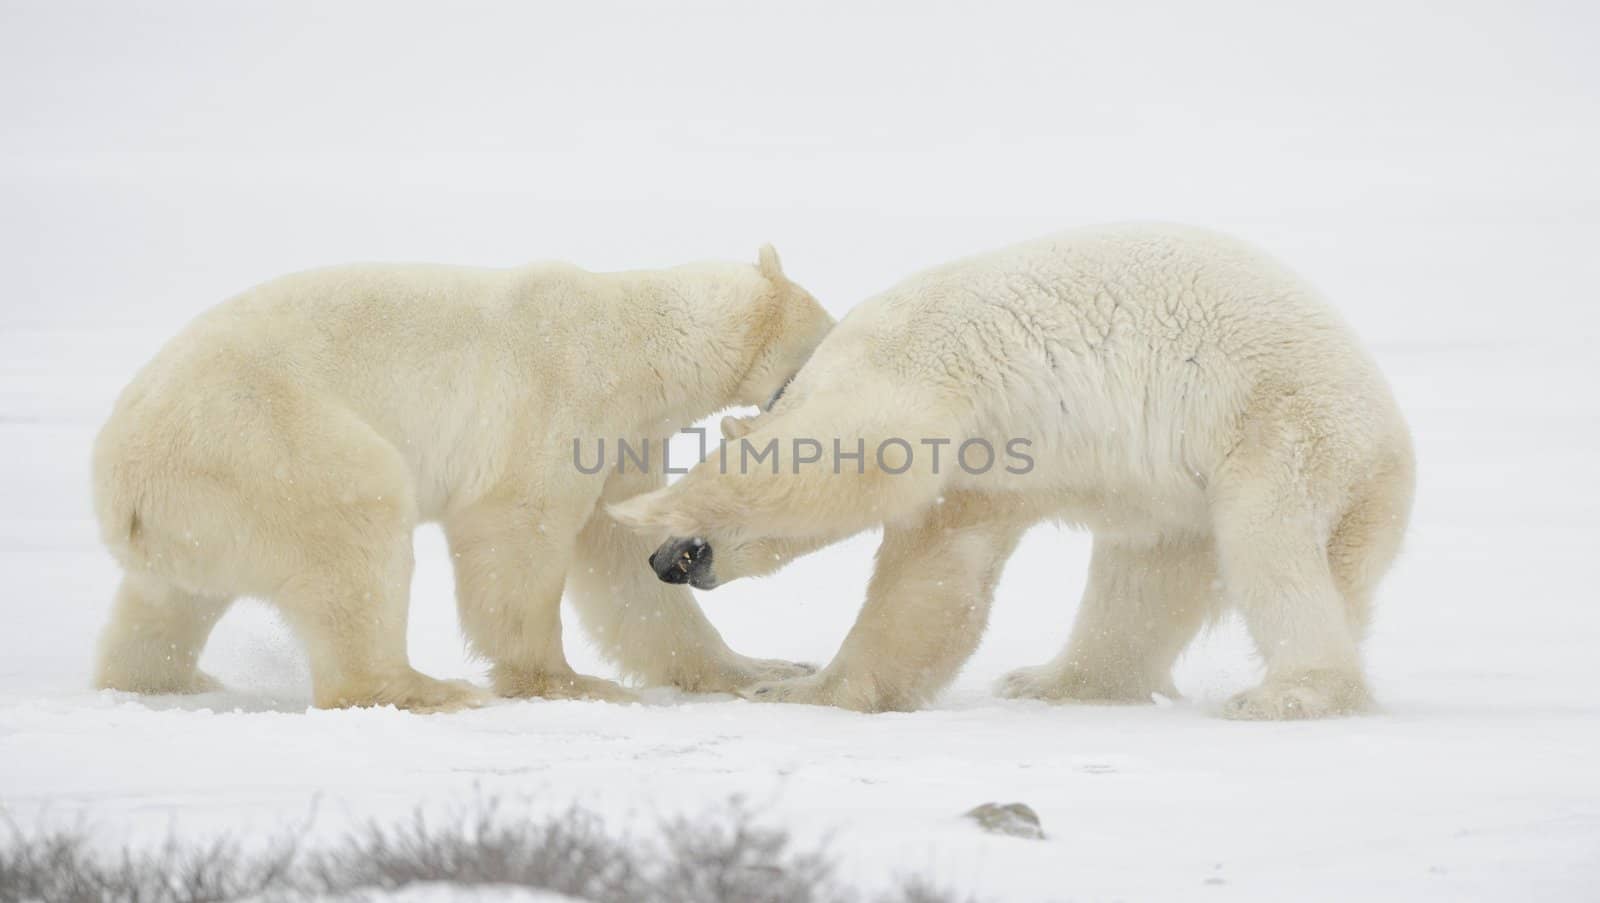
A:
[[649, 537, 714, 588]]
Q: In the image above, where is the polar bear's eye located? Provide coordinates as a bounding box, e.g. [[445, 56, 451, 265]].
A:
[[765, 377, 793, 412]]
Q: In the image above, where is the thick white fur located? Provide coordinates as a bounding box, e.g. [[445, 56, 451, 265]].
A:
[[612, 225, 1415, 719], [92, 248, 834, 711]]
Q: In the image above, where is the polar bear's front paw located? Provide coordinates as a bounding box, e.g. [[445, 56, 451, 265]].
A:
[[491, 665, 639, 704], [739, 670, 895, 712], [742, 673, 832, 706], [709, 655, 817, 692], [996, 664, 1070, 701], [1221, 670, 1369, 720], [320, 670, 488, 713], [392, 677, 488, 713], [996, 664, 1169, 704]]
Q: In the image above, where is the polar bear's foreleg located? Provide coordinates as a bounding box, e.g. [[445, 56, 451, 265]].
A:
[[608, 394, 950, 545], [997, 534, 1217, 704], [745, 493, 1027, 712], [445, 489, 634, 702], [1211, 437, 1371, 720], [702, 529, 861, 584], [94, 573, 232, 695], [566, 469, 813, 693]]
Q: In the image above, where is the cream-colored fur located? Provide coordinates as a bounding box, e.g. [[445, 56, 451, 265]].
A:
[[612, 225, 1415, 719], [92, 248, 834, 711]]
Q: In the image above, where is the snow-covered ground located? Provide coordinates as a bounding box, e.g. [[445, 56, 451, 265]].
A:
[[2, 2, 1598, 900]]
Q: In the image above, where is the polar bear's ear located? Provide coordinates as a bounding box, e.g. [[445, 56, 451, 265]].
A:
[[757, 244, 785, 282], [720, 414, 757, 441], [608, 489, 695, 534]]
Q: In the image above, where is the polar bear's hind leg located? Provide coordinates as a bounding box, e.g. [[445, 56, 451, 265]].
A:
[[1211, 422, 1373, 720], [1327, 442, 1415, 639], [94, 574, 233, 695]]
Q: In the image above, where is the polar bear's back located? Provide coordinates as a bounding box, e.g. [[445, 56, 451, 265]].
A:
[[875, 223, 1357, 367], [90, 262, 553, 580], [97, 263, 518, 471], [830, 224, 1407, 521], [851, 224, 1382, 403]]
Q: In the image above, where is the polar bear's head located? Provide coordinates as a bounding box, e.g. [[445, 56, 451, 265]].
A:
[[729, 245, 835, 411]]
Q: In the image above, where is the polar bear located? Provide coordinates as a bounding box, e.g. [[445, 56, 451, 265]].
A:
[[92, 248, 833, 711], [612, 225, 1415, 719]]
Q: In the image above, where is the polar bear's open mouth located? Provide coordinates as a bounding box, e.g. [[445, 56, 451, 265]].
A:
[[648, 536, 716, 589]]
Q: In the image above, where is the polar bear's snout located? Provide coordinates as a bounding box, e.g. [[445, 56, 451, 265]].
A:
[[649, 537, 716, 589]]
